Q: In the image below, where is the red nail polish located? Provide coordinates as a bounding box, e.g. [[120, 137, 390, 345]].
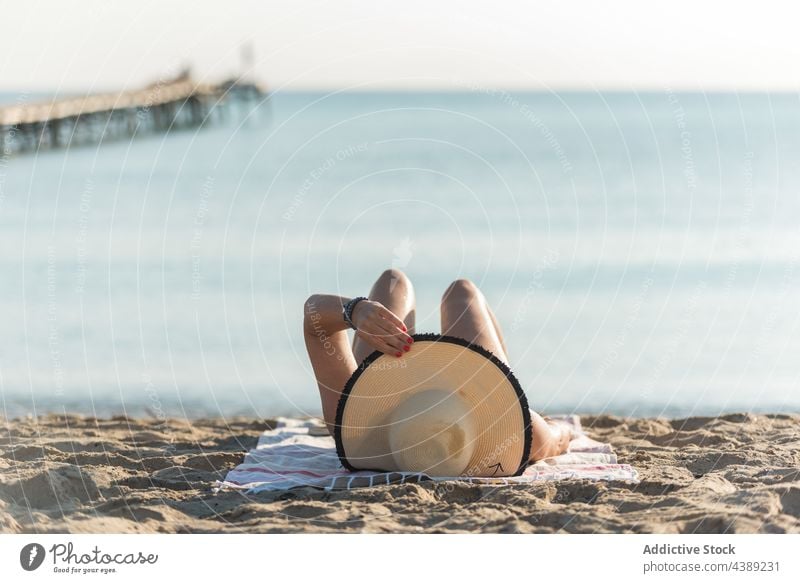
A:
[[406, 337, 413, 344], [395, 351, 402, 357], [403, 345, 410, 352], [402, 325, 407, 332]]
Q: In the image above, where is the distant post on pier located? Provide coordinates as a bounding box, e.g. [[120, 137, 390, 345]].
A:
[[240, 41, 256, 84]]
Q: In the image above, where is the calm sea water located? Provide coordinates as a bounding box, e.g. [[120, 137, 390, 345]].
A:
[[1, 90, 799, 419]]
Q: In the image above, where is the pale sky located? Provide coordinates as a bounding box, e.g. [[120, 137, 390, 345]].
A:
[[2, 0, 800, 93]]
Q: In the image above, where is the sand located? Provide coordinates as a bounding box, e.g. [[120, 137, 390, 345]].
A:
[[1, 413, 798, 533]]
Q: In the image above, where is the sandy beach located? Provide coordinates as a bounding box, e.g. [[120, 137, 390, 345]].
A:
[[1, 413, 797, 534]]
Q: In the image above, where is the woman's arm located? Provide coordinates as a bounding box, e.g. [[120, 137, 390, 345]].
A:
[[303, 294, 411, 430], [303, 294, 357, 429]]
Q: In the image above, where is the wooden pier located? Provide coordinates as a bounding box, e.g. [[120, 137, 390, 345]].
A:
[[0, 70, 266, 154]]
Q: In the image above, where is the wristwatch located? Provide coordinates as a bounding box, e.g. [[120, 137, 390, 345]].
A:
[[342, 296, 368, 330]]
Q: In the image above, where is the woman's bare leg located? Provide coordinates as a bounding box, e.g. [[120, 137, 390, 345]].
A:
[[486, 303, 509, 361], [440, 279, 508, 363], [352, 268, 416, 364], [440, 278, 570, 462]]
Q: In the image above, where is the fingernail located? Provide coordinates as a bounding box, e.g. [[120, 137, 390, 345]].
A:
[[395, 351, 402, 357], [403, 345, 410, 352], [406, 337, 413, 344], [402, 325, 407, 332]]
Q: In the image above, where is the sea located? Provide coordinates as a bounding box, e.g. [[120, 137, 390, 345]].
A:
[[1, 89, 799, 419]]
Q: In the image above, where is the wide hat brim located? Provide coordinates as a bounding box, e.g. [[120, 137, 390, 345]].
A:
[[334, 333, 532, 477]]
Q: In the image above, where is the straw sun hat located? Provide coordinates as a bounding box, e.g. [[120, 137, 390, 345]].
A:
[[334, 333, 532, 478]]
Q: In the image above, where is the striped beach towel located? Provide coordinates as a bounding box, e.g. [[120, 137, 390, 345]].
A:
[[216, 415, 638, 492]]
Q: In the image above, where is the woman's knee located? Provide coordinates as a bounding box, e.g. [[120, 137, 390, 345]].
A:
[[377, 268, 408, 283], [442, 278, 480, 303], [374, 268, 414, 297]]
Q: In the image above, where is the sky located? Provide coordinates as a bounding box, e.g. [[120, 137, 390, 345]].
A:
[[1, 0, 800, 93]]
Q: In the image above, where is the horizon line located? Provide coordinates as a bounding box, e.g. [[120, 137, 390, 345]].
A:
[[2, 85, 800, 97]]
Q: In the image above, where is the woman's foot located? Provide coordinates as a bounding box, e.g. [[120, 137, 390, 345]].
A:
[[541, 417, 573, 459], [529, 412, 575, 462]]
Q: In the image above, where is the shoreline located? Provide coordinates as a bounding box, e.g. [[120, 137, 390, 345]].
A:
[[1, 413, 798, 533]]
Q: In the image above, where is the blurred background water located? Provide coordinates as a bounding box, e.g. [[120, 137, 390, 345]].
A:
[[1, 90, 799, 419]]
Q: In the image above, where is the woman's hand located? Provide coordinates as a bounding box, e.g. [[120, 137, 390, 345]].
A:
[[351, 300, 413, 357]]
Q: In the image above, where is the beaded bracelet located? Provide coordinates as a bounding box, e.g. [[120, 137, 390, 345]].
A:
[[342, 296, 368, 330]]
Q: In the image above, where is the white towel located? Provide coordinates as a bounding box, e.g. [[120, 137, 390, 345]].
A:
[[216, 415, 638, 492]]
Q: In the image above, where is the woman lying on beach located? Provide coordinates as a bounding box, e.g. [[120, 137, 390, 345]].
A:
[[303, 268, 572, 478]]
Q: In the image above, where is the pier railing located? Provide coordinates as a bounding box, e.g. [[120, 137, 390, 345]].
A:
[[0, 73, 266, 154]]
